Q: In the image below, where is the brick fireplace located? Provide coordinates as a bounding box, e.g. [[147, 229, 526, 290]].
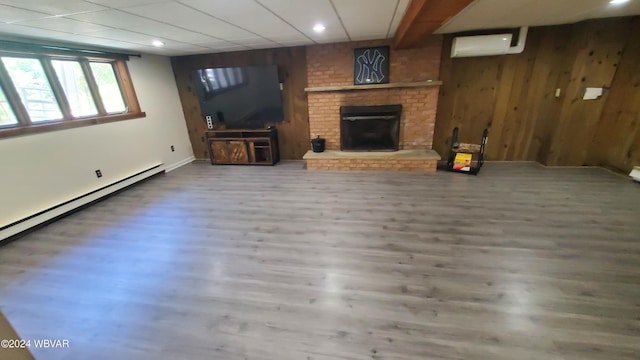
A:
[[303, 38, 443, 171], [340, 105, 402, 151]]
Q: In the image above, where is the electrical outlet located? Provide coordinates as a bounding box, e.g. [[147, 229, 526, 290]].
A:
[[95, 169, 102, 178], [170, 145, 175, 152], [206, 115, 213, 129]]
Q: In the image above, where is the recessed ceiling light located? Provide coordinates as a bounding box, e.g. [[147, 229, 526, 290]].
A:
[[313, 23, 326, 33], [502, 37, 509, 41], [152, 40, 165, 47], [609, 0, 629, 5]]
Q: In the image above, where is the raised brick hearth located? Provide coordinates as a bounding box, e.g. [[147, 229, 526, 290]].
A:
[[303, 150, 440, 171], [304, 38, 442, 171]]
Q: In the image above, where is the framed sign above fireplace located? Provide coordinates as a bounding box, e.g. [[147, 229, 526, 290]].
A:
[[353, 46, 389, 85]]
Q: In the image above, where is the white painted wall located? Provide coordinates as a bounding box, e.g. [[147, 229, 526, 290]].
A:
[[0, 54, 193, 236]]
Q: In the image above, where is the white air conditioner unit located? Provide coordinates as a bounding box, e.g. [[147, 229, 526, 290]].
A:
[[451, 27, 529, 58], [451, 34, 512, 58]]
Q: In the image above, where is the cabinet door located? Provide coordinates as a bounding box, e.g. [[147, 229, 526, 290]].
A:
[[210, 140, 249, 164]]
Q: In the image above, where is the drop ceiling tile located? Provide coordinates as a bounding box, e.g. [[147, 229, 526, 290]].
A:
[[248, 43, 284, 50], [0, 0, 106, 16], [44, 33, 140, 49], [67, 9, 164, 30], [153, 49, 190, 56], [266, 34, 312, 43], [85, 0, 171, 7], [332, 0, 399, 40], [211, 45, 251, 52], [127, 22, 216, 43], [0, 23, 68, 39], [89, 28, 180, 46], [231, 37, 280, 47], [120, 2, 255, 40], [314, 34, 354, 44], [387, 0, 410, 37], [0, 5, 49, 23], [274, 39, 311, 47], [95, 39, 147, 49], [348, 33, 387, 41], [257, 0, 348, 42], [150, 43, 211, 56], [185, 48, 219, 54], [265, 33, 314, 45], [12, 17, 113, 34], [193, 39, 238, 48], [262, 32, 309, 44], [166, 43, 210, 50], [196, 43, 249, 51], [177, 0, 306, 40], [119, 44, 159, 53]]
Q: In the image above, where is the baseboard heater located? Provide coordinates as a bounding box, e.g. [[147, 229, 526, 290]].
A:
[[0, 164, 164, 244]]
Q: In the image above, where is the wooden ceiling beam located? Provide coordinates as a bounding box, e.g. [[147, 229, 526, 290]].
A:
[[393, 0, 475, 49]]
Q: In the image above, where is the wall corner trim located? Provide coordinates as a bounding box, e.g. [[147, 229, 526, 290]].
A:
[[165, 156, 195, 172]]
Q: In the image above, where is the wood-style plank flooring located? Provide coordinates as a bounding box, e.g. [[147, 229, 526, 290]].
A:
[[1, 162, 639, 360]]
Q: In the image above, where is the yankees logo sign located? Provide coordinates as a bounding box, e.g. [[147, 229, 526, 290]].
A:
[[353, 46, 390, 85]]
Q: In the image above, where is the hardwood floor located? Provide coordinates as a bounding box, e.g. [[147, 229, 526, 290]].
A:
[[1, 162, 639, 360]]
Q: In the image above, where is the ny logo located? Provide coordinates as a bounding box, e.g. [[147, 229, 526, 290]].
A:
[[355, 49, 387, 84]]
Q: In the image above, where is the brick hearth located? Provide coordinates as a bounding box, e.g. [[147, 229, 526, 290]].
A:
[[303, 150, 440, 171]]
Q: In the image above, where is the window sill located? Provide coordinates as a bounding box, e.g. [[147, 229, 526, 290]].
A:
[[0, 112, 146, 139]]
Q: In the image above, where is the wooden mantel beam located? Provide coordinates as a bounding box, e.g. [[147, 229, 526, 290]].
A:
[[393, 0, 474, 49]]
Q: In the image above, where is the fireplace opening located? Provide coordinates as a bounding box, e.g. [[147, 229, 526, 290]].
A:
[[340, 105, 402, 151]]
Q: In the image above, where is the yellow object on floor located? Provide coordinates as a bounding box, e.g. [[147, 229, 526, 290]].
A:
[[453, 152, 473, 171]]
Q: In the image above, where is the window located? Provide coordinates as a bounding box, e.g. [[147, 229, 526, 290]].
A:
[[2, 57, 63, 122], [0, 41, 144, 138], [0, 86, 17, 126], [52, 60, 98, 117], [90, 62, 126, 114]]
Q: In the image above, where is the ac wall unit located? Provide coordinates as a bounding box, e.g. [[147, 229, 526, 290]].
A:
[[451, 34, 513, 58]]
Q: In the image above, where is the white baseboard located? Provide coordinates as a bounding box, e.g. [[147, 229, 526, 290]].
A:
[[165, 156, 195, 172], [0, 165, 164, 242], [630, 167, 640, 182]]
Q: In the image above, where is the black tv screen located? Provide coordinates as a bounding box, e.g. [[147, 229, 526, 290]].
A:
[[192, 65, 284, 129]]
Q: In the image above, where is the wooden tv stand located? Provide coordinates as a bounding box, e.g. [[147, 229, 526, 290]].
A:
[[205, 129, 279, 165]]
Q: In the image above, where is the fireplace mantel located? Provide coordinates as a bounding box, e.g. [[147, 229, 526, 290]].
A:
[[304, 80, 442, 92]]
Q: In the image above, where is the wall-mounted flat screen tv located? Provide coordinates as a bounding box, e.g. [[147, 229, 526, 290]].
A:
[[192, 65, 284, 129]]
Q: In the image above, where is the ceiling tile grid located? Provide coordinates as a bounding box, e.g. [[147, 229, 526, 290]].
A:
[[0, 0, 410, 55], [255, 0, 348, 43], [0, 0, 107, 17], [331, 0, 402, 40], [15, 16, 113, 34], [2, 0, 637, 56], [0, 4, 49, 23], [177, 0, 308, 42]]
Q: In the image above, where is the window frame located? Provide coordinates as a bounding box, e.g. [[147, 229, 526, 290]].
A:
[[0, 49, 144, 139]]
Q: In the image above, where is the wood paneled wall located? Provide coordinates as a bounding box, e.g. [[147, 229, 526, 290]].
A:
[[433, 17, 640, 173], [587, 19, 640, 172], [171, 47, 309, 160]]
